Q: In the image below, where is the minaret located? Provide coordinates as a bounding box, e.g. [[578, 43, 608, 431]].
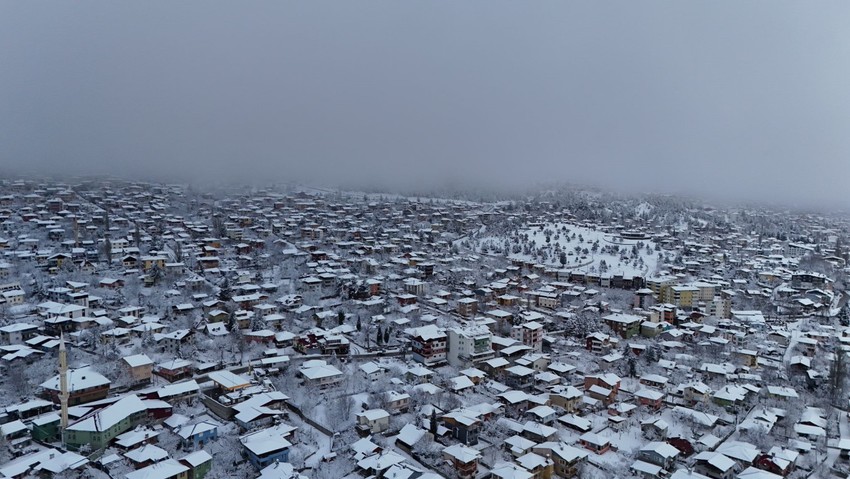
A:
[[59, 334, 70, 433]]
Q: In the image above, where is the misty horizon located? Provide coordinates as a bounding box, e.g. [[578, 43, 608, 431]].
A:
[[2, 1, 850, 209]]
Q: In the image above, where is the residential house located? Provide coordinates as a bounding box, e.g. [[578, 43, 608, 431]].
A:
[[548, 385, 583, 413], [0, 323, 39, 345], [357, 409, 390, 434], [603, 313, 643, 339], [512, 321, 544, 352], [442, 444, 481, 479], [40, 366, 110, 406], [240, 424, 294, 470], [578, 432, 611, 455], [122, 354, 154, 385], [406, 325, 447, 366], [638, 442, 680, 469], [532, 442, 588, 478], [299, 360, 343, 389], [155, 359, 195, 383], [583, 374, 620, 406], [64, 395, 148, 450], [442, 410, 481, 445]]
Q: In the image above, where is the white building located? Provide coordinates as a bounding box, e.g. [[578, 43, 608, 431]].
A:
[[448, 324, 493, 366]]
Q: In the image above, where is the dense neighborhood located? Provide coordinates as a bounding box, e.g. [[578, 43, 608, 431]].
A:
[[0, 179, 848, 479]]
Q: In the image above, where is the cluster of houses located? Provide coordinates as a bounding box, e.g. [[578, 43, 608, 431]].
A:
[[0, 180, 848, 479]]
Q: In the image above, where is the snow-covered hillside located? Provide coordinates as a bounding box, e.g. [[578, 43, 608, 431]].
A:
[[475, 222, 661, 277]]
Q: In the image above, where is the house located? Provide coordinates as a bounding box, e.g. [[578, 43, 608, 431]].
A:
[[586, 332, 615, 354], [207, 370, 252, 393], [240, 424, 294, 469], [299, 360, 344, 389], [126, 451, 212, 479], [357, 409, 390, 434], [356, 450, 407, 478], [505, 435, 537, 458], [515, 452, 554, 479], [1, 420, 31, 452], [396, 424, 429, 452], [635, 388, 665, 410], [640, 374, 670, 390], [181, 450, 213, 479], [155, 359, 195, 382], [682, 382, 712, 405], [385, 391, 410, 413], [442, 410, 481, 445], [490, 463, 534, 479], [442, 444, 481, 479], [154, 329, 193, 354], [532, 442, 588, 478], [359, 361, 386, 381], [0, 323, 39, 345], [638, 441, 680, 469], [498, 390, 531, 417], [231, 390, 290, 430], [512, 321, 544, 352], [447, 324, 493, 365], [64, 395, 148, 450], [505, 365, 535, 389], [693, 452, 739, 479], [526, 405, 557, 425], [631, 460, 664, 479], [578, 431, 611, 454], [124, 444, 169, 468], [405, 325, 447, 366], [141, 255, 167, 272], [149, 380, 200, 404], [522, 421, 558, 443], [0, 289, 25, 306], [122, 354, 154, 385], [641, 418, 670, 440], [548, 385, 583, 413], [175, 421, 219, 450], [114, 427, 160, 450], [40, 366, 110, 406], [736, 467, 783, 479], [754, 447, 798, 477], [558, 414, 592, 433], [603, 313, 643, 338], [583, 373, 620, 405], [457, 297, 479, 317], [482, 356, 511, 380]]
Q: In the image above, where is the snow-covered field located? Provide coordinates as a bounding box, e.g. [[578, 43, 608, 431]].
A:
[[475, 222, 660, 278]]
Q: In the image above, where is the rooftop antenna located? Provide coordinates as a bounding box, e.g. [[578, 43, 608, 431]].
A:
[[59, 333, 70, 446]]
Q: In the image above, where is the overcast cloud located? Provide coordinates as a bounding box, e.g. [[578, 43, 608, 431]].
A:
[[1, 1, 849, 206]]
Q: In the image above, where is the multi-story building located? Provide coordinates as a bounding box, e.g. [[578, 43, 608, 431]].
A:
[[511, 321, 543, 352], [670, 286, 699, 309], [602, 313, 643, 339], [447, 324, 493, 365], [790, 271, 831, 291], [406, 325, 447, 366], [645, 275, 677, 303], [457, 297, 479, 318], [442, 444, 481, 479]]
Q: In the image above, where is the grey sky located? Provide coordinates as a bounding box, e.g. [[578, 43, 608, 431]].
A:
[[2, 1, 849, 206]]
